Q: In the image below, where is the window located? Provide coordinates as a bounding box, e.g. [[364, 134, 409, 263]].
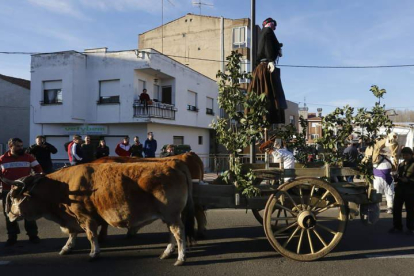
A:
[[173, 136, 184, 145], [187, 90, 198, 112], [206, 97, 214, 115], [198, 136, 203, 145], [153, 84, 160, 102], [99, 79, 120, 104], [239, 60, 250, 83], [43, 80, 62, 104], [289, 115, 295, 125], [311, 134, 319, 140], [162, 86, 172, 104], [233, 26, 247, 48]]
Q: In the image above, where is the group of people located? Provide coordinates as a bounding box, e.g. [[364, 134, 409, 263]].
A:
[[0, 132, 160, 246], [67, 132, 158, 165]]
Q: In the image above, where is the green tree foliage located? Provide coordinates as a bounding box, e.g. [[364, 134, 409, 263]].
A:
[[211, 51, 268, 197], [317, 85, 394, 182], [270, 117, 315, 165]]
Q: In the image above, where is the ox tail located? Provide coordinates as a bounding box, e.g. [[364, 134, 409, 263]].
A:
[[181, 167, 196, 244]]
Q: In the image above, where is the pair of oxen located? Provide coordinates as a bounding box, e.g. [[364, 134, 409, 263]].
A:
[[1, 153, 206, 266]]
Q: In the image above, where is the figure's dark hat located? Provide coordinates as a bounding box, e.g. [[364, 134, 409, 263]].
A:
[[262, 17, 277, 27]]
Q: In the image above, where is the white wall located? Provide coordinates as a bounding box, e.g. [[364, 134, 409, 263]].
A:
[[0, 78, 30, 147], [148, 124, 210, 156], [30, 49, 219, 157]]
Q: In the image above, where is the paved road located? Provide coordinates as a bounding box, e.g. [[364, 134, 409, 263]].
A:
[[0, 207, 413, 276]]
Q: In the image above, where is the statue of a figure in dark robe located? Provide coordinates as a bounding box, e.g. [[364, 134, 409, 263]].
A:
[[248, 17, 287, 124]]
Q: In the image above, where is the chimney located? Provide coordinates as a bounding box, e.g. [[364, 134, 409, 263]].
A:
[[317, 108, 323, 118]]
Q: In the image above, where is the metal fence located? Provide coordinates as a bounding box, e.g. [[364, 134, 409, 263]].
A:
[[133, 102, 177, 120], [198, 154, 266, 174], [51, 154, 266, 175]]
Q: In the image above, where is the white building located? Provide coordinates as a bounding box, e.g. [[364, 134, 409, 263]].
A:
[[0, 74, 30, 154], [30, 48, 218, 161]]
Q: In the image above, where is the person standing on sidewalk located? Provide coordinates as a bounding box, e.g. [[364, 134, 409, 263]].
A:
[[81, 135, 95, 163], [0, 138, 43, 246], [95, 139, 110, 159], [26, 135, 58, 174], [130, 136, 143, 158], [67, 135, 84, 165], [143, 132, 157, 158], [115, 136, 132, 157], [389, 147, 414, 235]]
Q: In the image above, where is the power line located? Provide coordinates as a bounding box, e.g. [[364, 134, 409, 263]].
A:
[[2, 50, 414, 69]]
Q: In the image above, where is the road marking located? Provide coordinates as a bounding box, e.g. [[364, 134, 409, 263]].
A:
[[0, 261, 11, 265], [365, 254, 414, 259]]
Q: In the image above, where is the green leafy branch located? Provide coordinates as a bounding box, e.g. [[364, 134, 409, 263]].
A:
[[211, 51, 268, 197]]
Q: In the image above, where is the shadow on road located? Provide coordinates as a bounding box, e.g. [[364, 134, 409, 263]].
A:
[[1, 217, 413, 264]]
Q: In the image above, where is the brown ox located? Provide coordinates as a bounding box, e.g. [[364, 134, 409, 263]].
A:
[[91, 152, 207, 239], [2, 160, 195, 266], [92, 152, 204, 181]]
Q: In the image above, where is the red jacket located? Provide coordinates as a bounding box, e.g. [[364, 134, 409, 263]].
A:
[[115, 143, 131, 157], [0, 151, 43, 191]]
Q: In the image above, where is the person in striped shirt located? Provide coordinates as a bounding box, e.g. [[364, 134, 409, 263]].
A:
[[0, 138, 43, 246]]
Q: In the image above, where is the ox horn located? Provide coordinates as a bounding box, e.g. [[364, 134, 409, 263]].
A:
[[0, 177, 24, 187]]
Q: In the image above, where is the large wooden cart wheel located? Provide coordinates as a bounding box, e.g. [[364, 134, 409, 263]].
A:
[[263, 177, 347, 261]]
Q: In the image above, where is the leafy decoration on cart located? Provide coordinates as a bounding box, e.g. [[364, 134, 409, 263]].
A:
[[316, 85, 394, 183], [211, 51, 268, 197]]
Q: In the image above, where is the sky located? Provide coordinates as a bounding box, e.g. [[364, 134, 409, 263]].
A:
[[1, 0, 414, 114]]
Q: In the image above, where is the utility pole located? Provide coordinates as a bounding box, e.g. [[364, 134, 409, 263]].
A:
[[250, 0, 257, 164], [161, 0, 175, 53]]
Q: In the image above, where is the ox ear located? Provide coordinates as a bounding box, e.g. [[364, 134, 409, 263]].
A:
[[0, 177, 23, 188]]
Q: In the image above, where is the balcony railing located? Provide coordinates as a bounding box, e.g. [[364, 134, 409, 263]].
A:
[[133, 101, 177, 120]]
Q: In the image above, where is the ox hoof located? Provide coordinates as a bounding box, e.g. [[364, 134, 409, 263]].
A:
[[159, 252, 172, 260], [89, 252, 100, 260], [174, 260, 185, 266], [59, 248, 71, 255]]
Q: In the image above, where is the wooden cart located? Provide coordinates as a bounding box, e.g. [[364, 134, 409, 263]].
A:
[[193, 164, 382, 262]]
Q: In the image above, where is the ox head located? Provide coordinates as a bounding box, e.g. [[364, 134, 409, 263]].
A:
[[1, 174, 46, 222]]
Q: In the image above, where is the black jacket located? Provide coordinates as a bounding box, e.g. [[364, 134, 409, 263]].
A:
[[130, 143, 143, 158], [257, 27, 281, 62], [26, 142, 58, 173], [81, 144, 95, 163], [95, 146, 110, 159]]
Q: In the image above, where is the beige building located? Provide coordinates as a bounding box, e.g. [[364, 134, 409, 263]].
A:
[[139, 13, 251, 81], [299, 106, 323, 144]]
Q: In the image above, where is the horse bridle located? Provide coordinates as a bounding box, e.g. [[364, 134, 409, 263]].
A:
[[6, 176, 43, 217]]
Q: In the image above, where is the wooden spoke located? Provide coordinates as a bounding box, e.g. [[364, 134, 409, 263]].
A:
[[274, 203, 298, 216], [297, 228, 305, 254], [316, 223, 338, 235], [312, 229, 327, 247], [283, 210, 289, 226], [274, 222, 298, 236], [273, 208, 282, 229], [283, 225, 301, 248], [309, 185, 316, 199], [307, 229, 314, 254], [311, 190, 331, 211], [315, 203, 340, 214], [271, 217, 297, 221], [281, 190, 299, 210], [298, 186, 305, 206]]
